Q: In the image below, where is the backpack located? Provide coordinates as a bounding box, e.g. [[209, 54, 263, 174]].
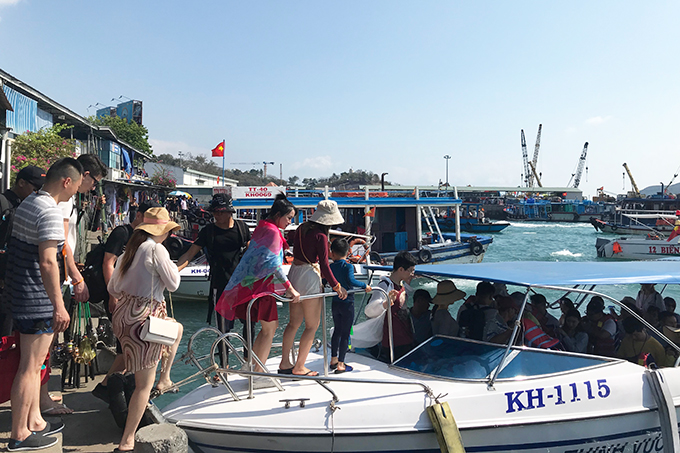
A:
[[0, 193, 17, 281], [82, 225, 133, 305], [458, 303, 493, 341]]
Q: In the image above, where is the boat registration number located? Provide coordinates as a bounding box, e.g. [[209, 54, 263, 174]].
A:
[[505, 379, 610, 413], [649, 246, 680, 254]]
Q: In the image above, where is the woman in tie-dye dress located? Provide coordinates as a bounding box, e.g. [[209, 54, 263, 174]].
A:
[[108, 207, 183, 453]]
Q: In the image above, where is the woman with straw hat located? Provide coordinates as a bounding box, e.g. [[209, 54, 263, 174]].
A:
[[108, 207, 183, 453], [431, 280, 466, 337], [279, 200, 348, 376]]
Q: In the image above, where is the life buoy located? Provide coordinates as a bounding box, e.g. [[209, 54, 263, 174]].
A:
[[611, 225, 618, 231], [418, 248, 432, 263], [470, 240, 483, 256], [444, 219, 455, 228], [198, 217, 207, 226]]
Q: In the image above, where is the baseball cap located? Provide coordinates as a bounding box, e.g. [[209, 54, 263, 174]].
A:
[[209, 194, 236, 212], [17, 166, 46, 189]]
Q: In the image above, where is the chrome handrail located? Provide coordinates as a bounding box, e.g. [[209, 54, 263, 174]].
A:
[[244, 287, 390, 399]]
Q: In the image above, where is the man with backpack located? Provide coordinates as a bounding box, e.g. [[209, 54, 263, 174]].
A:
[[458, 281, 496, 341], [0, 166, 46, 337], [90, 200, 160, 402], [178, 193, 251, 333]]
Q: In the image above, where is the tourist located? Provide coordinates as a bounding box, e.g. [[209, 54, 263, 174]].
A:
[[617, 317, 669, 366], [279, 200, 347, 376], [635, 284, 665, 313], [530, 294, 560, 338], [178, 194, 251, 330], [216, 194, 299, 376], [362, 251, 417, 362], [328, 238, 371, 374], [581, 297, 617, 357], [0, 165, 46, 337], [484, 296, 518, 344], [410, 289, 433, 345], [107, 207, 184, 452], [92, 201, 160, 402], [6, 158, 83, 451], [660, 311, 677, 330], [557, 297, 575, 326], [458, 281, 496, 340], [431, 280, 465, 337], [557, 309, 588, 353], [663, 297, 680, 324]]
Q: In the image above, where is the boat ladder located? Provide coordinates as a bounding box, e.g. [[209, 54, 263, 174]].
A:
[[646, 368, 680, 453]]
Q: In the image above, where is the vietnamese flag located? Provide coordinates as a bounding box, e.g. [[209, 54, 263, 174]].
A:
[[212, 141, 225, 157]]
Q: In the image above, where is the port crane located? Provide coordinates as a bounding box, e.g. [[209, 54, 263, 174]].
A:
[[568, 142, 589, 188], [230, 161, 275, 178], [521, 130, 530, 186], [528, 124, 542, 187], [622, 163, 641, 198]]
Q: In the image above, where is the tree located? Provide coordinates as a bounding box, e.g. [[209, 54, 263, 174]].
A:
[[90, 115, 152, 154], [10, 124, 76, 184]]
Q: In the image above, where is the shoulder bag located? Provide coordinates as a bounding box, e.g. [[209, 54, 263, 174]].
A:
[[140, 245, 179, 346]]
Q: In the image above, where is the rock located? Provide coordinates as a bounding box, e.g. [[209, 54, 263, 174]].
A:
[[134, 423, 188, 453]]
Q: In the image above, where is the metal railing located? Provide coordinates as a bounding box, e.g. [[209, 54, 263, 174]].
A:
[[244, 286, 391, 399]]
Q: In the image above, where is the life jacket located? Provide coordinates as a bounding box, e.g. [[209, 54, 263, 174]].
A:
[[522, 318, 560, 349], [591, 314, 617, 357]]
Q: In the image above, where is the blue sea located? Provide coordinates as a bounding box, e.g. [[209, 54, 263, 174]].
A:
[[155, 221, 680, 407]]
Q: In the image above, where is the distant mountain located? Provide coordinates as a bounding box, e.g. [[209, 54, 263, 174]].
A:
[[640, 183, 680, 196]]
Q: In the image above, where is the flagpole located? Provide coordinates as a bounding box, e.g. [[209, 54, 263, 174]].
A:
[[222, 139, 225, 187]]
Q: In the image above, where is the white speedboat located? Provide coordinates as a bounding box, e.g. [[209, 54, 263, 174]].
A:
[[596, 235, 680, 259], [162, 261, 680, 453], [175, 256, 211, 302]]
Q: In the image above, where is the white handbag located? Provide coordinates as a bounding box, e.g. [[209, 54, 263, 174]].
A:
[[139, 246, 179, 347]]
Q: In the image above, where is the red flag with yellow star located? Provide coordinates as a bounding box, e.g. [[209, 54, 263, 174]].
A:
[[211, 141, 225, 157]]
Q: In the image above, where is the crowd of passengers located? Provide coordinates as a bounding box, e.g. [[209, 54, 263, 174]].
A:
[[352, 251, 680, 368]]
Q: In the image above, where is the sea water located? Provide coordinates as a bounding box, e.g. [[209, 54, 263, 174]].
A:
[[155, 221, 680, 406]]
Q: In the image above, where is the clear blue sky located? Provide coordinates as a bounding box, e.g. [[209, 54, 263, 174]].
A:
[[1, 1, 679, 196]]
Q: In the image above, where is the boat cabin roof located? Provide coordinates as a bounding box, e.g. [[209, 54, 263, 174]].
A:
[[368, 260, 680, 287], [232, 195, 462, 210]]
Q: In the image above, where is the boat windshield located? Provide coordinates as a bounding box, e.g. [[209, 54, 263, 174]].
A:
[[395, 336, 610, 381]]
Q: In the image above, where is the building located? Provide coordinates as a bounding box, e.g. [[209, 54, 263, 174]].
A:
[[144, 162, 238, 206]]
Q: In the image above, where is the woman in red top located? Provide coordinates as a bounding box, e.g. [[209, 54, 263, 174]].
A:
[[279, 200, 348, 376]]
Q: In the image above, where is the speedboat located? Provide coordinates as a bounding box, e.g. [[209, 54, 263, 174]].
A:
[[161, 261, 680, 452], [595, 235, 680, 259]]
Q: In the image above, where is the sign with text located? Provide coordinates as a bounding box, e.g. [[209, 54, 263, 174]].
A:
[[213, 186, 286, 199]]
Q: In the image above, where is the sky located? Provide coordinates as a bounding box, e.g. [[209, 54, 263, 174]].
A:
[[1, 1, 679, 197]]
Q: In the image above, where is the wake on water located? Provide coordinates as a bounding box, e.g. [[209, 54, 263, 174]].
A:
[[550, 249, 583, 258]]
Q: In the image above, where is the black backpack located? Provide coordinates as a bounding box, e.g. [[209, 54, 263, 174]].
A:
[[0, 193, 17, 281], [459, 303, 493, 341], [82, 225, 133, 305]]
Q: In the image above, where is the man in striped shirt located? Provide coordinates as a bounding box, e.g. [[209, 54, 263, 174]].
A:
[[5, 158, 83, 451]]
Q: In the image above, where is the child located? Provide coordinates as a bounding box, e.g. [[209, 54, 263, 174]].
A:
[[329, 238, 372, 373]]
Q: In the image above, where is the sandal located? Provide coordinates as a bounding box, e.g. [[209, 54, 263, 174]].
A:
[[41, 403, 73, 416], [292, 370, 319, 377], [335, 365, 353, 374]]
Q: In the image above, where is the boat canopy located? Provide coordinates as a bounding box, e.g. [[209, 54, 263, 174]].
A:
[[367, 260, 680, 287]]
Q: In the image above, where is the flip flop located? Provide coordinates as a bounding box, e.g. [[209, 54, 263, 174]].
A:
[[151, 387, 179, 398], [329, 362, 338, 370], [277, 368, 294, 375], [41, 403, 73, 416], [113, 448, 134, 452], [335, 365, 354, 374], [292, 370, 319, 377]]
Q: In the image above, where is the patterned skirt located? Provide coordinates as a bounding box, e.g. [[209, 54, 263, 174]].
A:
[[112, 292, 167, 373]]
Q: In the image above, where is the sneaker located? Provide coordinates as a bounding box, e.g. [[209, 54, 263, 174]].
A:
[[92, 382, 110, 404], [7, 433, 58, 451], [35, 420, 64, 436]]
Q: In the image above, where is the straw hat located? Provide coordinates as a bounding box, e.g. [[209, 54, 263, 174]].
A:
[[309, 200, 344, 226], [135, 207, 181, 236], [432, 280, 466, 306]]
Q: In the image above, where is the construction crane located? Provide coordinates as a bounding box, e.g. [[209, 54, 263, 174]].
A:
[[528, 124, 542, 187], [622, 163, 641, 197], [230, 161, 275, 178], [528, 161, 542, 187], [568, 142, 589, 188], [521, 130, 531, 187], [663, 164, 680, 195]]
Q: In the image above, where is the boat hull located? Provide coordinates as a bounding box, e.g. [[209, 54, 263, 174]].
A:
[[596, 236, 680, 259], [175, 264, 210, 301]]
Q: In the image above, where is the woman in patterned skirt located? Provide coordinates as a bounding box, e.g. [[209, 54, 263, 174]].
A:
[[108, 207, 182, 452]]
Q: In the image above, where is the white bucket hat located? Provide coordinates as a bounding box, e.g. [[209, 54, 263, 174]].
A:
[[309, 200, 344, 226]]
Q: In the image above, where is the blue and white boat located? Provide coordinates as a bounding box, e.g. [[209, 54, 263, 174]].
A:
[[163, 260, 680, 453]]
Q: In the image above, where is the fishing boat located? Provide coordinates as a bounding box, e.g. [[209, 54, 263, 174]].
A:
[[161, 260, 680, 453], [505, 198, 610, 223], [429, 204, 510, 233], [591, 214, 677, 236]]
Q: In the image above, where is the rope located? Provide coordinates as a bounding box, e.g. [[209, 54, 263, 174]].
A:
[[329, 397, 340, 453]]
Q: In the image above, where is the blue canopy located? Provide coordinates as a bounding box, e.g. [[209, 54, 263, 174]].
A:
[[366, 260, 680, 287]]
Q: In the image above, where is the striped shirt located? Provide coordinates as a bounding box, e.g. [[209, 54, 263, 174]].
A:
[[6, 191, 65, 320]]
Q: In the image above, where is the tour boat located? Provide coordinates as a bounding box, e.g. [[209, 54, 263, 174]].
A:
[[595, 234, 680, 260], [162, 261, 680, 453]]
